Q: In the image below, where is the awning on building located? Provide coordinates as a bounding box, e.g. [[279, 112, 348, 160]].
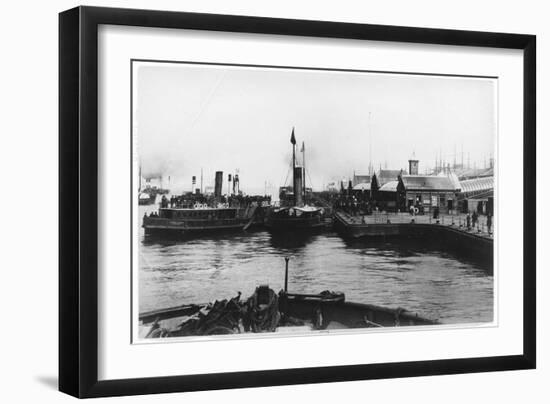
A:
[[459, 176, 494, 198]]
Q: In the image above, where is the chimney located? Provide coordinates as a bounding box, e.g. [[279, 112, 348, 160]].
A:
[[214, 171, 223, 198], [293, 167, 303, 206], [234, 174, 240, 194], [408, 157, 419, 175]]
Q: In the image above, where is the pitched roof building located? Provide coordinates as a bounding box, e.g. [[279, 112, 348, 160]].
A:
[[352, 182, 371, 191], [397, 174, 460, 213], [352, 173, 371, 187], [372, 169, 402, 188], [379, 180, 398, 192]]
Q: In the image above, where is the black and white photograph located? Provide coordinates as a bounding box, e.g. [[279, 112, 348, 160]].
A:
[[1, 0, 545, 401], [134, 60, 496, 340]]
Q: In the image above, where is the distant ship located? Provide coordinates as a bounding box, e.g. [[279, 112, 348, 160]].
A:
[[138, 166, 169, 205], [138, 186, 169, 205], [138, 191, 156, 206], [265, 128, 325, 231]]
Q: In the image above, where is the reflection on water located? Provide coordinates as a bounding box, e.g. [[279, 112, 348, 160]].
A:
[[138, 208, 493, 324]]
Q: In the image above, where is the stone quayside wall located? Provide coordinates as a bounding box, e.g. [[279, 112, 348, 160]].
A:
[[334, 216, 494, 271]]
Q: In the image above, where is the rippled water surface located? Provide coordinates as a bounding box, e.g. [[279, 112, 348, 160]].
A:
[[138, 207, 493, 324]]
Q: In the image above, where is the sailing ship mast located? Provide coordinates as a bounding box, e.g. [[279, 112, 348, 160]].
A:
[[288, 127, 306, 207]]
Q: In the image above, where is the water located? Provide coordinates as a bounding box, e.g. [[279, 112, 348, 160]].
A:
[[138, 207, 493, 324]]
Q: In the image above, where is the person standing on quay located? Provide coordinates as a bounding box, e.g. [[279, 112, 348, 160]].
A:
[[466, 212, 471, 230], [487, 214, 492, 234]]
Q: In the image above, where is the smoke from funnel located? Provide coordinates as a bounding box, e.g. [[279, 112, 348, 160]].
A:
[[140, 155, 170, 180]]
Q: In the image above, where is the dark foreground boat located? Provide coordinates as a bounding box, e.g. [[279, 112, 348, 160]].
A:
[[139, 259, 437, 338]]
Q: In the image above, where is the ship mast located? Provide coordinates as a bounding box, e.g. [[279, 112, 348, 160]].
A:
[[290, 127, 297, 206]]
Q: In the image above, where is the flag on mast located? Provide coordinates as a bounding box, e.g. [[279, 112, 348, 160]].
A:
[[290, 127, 296, 145], [300, 141, 305, 153]]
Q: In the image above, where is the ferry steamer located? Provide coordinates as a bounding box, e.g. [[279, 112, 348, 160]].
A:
[[142, 205, 256, 235]]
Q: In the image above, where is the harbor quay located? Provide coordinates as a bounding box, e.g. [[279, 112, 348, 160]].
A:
[[336, 211, 494, 238], [333, 211, 493, 269]]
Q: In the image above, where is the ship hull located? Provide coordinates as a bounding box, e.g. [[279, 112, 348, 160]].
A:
[[138, 290, 437, 339], [264, 217, 326, 232], [142, 206, 257, 237], [281, 293, 436, 328], [264, 206, 327, 232], [143, 219, 251, 236]]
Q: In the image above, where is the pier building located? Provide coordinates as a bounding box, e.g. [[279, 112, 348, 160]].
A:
[[372, 180, 399, 211], [397, 174, 459, 214], [372, 169, 402, 188], [370, 169, 402, 210], [458, 176, 494, 215]]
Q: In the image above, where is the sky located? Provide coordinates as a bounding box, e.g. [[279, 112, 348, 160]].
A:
[[134, 61, 496, 196]]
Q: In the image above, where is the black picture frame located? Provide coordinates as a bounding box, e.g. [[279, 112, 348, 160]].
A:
[[59, 6, 536, 398]]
